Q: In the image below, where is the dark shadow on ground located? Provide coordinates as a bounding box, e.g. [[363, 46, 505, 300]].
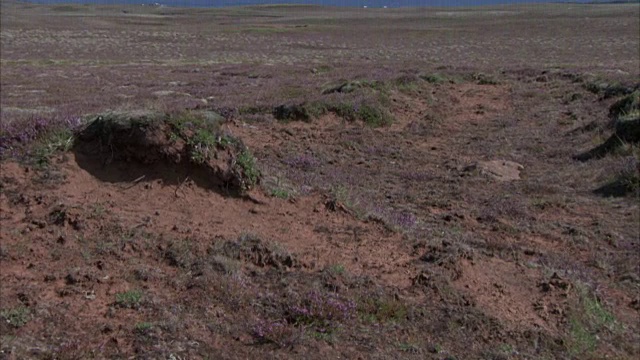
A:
[[71, 150, 239, 197], [594, 180, 629, 197], [573, 136, 623, 162], [69, 112, 252, 198]]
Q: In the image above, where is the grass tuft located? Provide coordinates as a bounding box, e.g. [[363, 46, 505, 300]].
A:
[[357, 104, 393, 127], [567, 284, 617, 356], [420, 73, 448, 84], [358, 296, 408, 324], [0, 306, 30, 328], [473, 73, 500, 85], [234, 150, 261, 191], [115, 290, 144, 309]]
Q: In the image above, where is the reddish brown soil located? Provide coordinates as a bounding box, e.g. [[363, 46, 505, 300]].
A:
[[2, 75, 639, 359], [1, 3, 639, 360]]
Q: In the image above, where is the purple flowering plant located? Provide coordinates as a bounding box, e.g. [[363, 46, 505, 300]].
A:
[[283, 154, 320, 171], [288, 290, 356, 333], [0, 115, 83, 160]]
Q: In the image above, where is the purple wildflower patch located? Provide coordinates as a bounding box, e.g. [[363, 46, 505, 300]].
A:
[[288, 291, 356, 332], [283, 154, 319, 171], [390, 211, 417, 230], [0, 115, 83, 158]]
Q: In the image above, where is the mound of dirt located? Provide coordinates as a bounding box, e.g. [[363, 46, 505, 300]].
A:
[[72, 110, 260, 194]]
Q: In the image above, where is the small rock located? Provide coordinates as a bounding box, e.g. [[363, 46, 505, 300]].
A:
[[464, 160, 524, 181]]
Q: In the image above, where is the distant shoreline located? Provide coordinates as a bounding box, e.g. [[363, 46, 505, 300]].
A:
[[14, 0, 640, 10]]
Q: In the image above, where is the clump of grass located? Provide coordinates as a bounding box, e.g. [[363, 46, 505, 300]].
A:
[[357, 104, 393, 127], [304, 101, 393, 127], [270, 188, 290, 199], [330, 102, 358, 121], [30, 128, 75, 167], [617, 154, 640, 193], [272, 101, 332, 122], [473, 73, 500, 85], [391, 75, 421, 93], [134, 322, 153, 334], [164, 239, 195, 269], [321, 80, 363, 95], [188, 129, 218, 164], [210, 254, 242, 275], [167, 111, 237, 164], [325, 263, 346, 276], [0, 306, 30, 328], [420, 73, 448, 84], [326, 184, 362, 216], [263, 176, 297, 200], [321, 79, 384, 95], [234, 150, 260, 191], [585, 80, 634, 98], [272, 103, 313, 122], [609, 91, 639, 120], [567, 284, 617, 356], [585, 80, 612, 94], [303, 102, 329, 119], [239, 105, 271, 116], [358, 296, 408, 324], [115, 290, 143, 309], [569, 318, 597, 356]]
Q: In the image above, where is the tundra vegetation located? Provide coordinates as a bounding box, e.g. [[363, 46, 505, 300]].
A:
[[0, 1, 639, 359]]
